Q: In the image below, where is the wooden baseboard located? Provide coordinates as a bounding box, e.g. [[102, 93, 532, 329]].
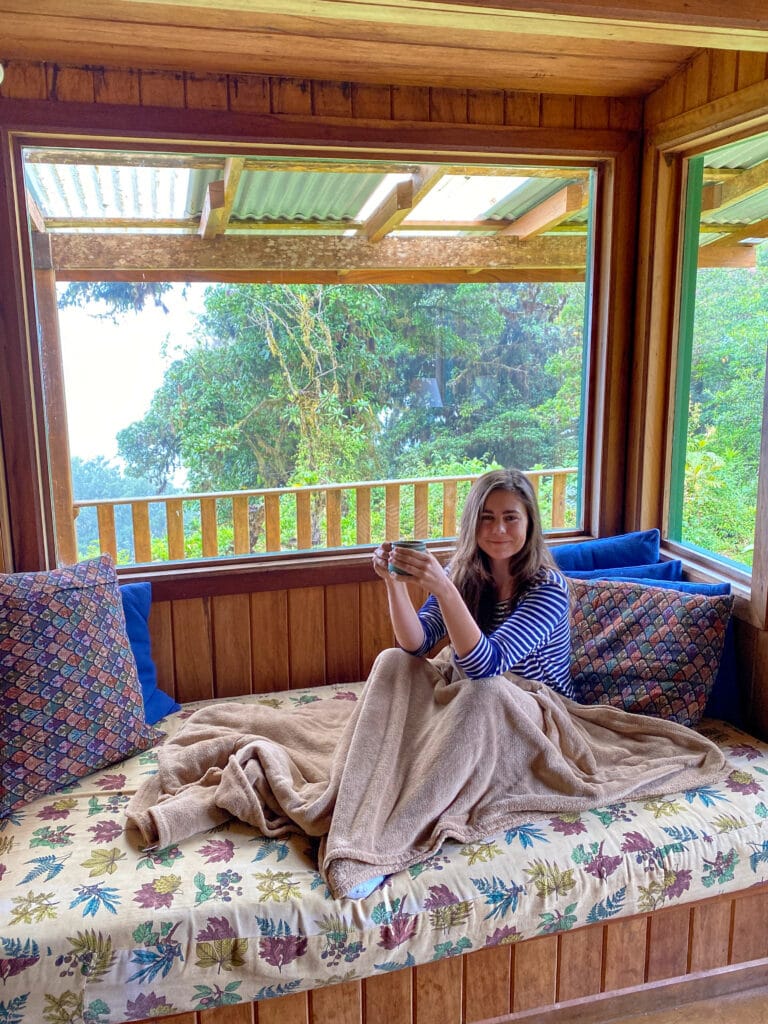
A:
[[489, 957, 768, 1024]]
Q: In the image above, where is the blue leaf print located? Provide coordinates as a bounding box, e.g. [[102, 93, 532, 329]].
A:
[[749, 840, 768, 873], [504, 823, 549, 849], [661, 826, 698, 844], [83, 997, 110, 1024], [250, 837, 290, 863], [586, 887, 627, 923], [0, 994, 29, 1024], [471, 875, 526, 920], [128, 942, 183, 984], [683, 786, 728, 807], [433, 937, 472, 960], [70, 884, 121, 918], [374, 952, 416, 972], [254, 980, 303, 999], [19, 855, 68, 885]]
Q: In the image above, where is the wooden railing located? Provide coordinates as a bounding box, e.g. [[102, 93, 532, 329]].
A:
[[72, 468, 578, 566]]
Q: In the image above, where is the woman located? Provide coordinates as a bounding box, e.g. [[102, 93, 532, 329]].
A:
[[372, 467, 573, 698]]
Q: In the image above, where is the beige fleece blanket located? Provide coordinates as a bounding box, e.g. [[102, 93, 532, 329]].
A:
[[126, 647, 727, 898]]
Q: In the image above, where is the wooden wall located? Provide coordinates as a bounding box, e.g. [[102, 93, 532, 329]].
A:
[[629, 49, 768, 737]]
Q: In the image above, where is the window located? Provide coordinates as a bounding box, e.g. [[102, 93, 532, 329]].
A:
[[24, 145, 596, 566], [670, 132, 768, 571]]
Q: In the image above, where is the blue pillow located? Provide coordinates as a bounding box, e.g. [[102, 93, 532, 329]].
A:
[[564, 559, 682, 581], [119, 582, 180, 725], [551, 529, 660, 571], [601, 576, 731, 596]]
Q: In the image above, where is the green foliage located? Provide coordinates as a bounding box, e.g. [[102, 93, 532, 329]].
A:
[[58, 282, 173, 322]]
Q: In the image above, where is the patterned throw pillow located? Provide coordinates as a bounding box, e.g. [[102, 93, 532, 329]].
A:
[[1, 555, 161, 817], [570, 578, 734, 727]]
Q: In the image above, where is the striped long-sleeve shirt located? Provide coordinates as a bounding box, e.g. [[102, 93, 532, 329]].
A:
[[409, 566, 574, 699]]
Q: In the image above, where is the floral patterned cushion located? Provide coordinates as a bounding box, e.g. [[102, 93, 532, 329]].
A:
[[570, 578, 734, 727], [0, 555, 161, 817]]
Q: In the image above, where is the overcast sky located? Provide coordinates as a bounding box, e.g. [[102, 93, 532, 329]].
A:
[[58, 283, 207, 463]]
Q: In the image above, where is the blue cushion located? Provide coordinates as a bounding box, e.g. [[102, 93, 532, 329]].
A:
[[119, 582, 180, 725], [564, 559, 682, 581], [603, 576, 731, 596], [551, 529, 660, 571]]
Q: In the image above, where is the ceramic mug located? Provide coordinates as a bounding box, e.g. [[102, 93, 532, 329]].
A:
[[389, 539, 427, 576]]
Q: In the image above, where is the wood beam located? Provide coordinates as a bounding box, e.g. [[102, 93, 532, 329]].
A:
[[25, 191, 46, 233], [707, 216, 768, 247], [704, 160, 768, 216], [49, 231, 587, 279], [365, 166, 447, 242], [498, 183, 587, 238], [697, 243, 757, 268], [199, 157, 246, 238]]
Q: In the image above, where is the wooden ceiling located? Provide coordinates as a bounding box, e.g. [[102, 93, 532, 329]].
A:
[[1, 1, 767, 97]]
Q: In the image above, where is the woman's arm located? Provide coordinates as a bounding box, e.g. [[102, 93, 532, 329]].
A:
[[375, 543, 482, 658]]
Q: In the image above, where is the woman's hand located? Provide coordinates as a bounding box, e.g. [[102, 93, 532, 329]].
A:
[[372, 542, 393, 581], [386, 546, 448, 596]]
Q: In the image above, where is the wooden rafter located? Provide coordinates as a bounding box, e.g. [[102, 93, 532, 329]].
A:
[[698, 243, 757, 268], [703, 160, 768, 216], [25, 192, 46, 233], [199, 157, 246, 238], [706, 217, 768, 250], [365, 166, 446, 242], [498, 183, 588, 239]]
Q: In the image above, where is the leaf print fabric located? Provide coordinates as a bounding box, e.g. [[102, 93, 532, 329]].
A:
[[2, 685, 768, 1024]]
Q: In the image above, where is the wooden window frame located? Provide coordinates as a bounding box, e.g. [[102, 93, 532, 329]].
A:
[[0, 98, 639, 585]]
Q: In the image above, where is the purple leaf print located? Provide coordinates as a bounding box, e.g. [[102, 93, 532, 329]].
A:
[[726, 770, 762, 795], [333, 690, 358, 701], [126, 992, 175, 1018], [378, 912, 417, 950], [664, 870, 692, 899], [729, 743, 760, 761], [197, 916, 238, 941], [36, 804, 72, 821], [585, 843, 623, 880], [621, 831, 655, 854], [133, 883, 175, 909], [0, 865, 5, 882], [88, 820, 123, 843], [424, 884, 460, 909], [259, 933, 308, 970], [96, 773, 127, 791], [549, 815, 587, 836], [485, 925, 521, 945], [197, 839, 235, 864], [0, 939, 40, 982]]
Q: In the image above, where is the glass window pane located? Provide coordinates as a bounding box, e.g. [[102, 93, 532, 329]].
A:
[[670, 136, 768, 570]]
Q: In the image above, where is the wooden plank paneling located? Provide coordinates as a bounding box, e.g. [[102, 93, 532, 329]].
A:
[[250, 590, 290, 693], [392, 85, 430, 121], [690, 898, 732, 972], [464, 943, 512, 1021], [737, 51, 768, 91], [541, 94, 576, 129], [468, 89, 504, 125], [256, 991, 308, 1024], [271, 78, 312, 115], [47, 64, 94, 103], [139, 69, 186, 107], [731, 891, 768, 964], [0, 60, 47, 99], [603, 916, 647, 991], [288, 586, 326, 688], [212, 593, 253, 698], [148, 599, 176, 697], [186, 72, 229, 110], [351, 83, 391, 120], [512, 934, 558, 1012], [308, 980, 361, 1024], [505, 91, 541, 127], [229, 74, 271, 113], [646, 905, 691, 981], [557, 925, 603, 1001], [312, 80, 352, 117], [200, 1005, 255, 1023], [359, 579, 394, 676], [325, 582, 361, 684], [171, 597, 214, 702], [709, 51, 739, 100], [364, 969, 412, 1024], [93, 67, 140, 105], [430, 87, 468, 124], [415, 957, 462, 1024], [683, 51, 711, 110]]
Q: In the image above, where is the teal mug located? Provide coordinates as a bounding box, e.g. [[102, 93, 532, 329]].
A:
[[388, 539, 427, 576]]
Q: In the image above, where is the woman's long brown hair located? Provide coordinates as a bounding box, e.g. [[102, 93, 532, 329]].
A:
[[449, 469, 557, 631]]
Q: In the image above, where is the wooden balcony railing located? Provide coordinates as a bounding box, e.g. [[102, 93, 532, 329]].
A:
[[71, 468, 578, 567]]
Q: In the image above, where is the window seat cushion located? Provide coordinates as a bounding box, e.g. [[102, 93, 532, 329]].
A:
[[1, 685, 764, 1024]]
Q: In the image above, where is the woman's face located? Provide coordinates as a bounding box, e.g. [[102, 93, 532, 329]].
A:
[[476, 488, 529, 566]]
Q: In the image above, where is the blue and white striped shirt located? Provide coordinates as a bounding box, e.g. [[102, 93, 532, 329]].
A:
[[410, 566, 574, 699]]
